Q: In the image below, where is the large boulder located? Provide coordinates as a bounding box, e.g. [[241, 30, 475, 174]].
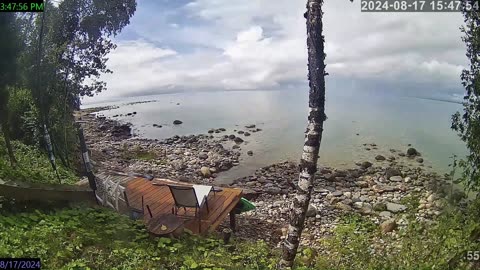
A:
[[407, 147, 419, 156], [306, 204, 318, 217]]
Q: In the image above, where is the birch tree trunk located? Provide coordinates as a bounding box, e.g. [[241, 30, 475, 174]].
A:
[[279, 0, 327, 268]]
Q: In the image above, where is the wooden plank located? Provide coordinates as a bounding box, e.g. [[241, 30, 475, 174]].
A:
[[208, 191, 242, 232], [205, 189, 240, 220], [149, 189, 173, 214], [129, 180, 156, 202]]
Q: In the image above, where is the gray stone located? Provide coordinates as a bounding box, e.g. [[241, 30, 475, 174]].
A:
[[273, 201, 283, 207], [389, 176, 403, 182], [247, 151, 253, 156], [360, 203, 373, 214], [353, 202, 363, 209], [356, 181, 369, 188], [386, 202, 407, 213], [173, 120, 183, 125], [385, 167, 402, 179], [375, 155, 386, 161], [360, 161, 373, 169], [379, 211, 392, 218], [234, 137, 244, 143], [306, 204, 318, 217], [266, 187, 282, 195], [332, 191, 343, 197], [373, 202, 387, 211], [198, 153, 208, 160], [416, 157, 424, 163], [335, 202, 352, 211], [172, 161, 187, 171]]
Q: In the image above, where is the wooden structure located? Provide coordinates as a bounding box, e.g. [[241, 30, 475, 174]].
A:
[[0, 180, 97, 204], [125, 177, 243, 235]]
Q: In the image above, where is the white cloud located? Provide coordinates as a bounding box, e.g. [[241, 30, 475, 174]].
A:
[[83, 0, 468, 103]]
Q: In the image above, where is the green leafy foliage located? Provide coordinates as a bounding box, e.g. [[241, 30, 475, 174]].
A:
[[451, 6, 480, 191], [7, 88, 41, 145], [0, 136, 78, 184], [0, 207, 278, 270]]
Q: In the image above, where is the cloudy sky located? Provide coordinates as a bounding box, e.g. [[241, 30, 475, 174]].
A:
[[83, 0, 467, 103]]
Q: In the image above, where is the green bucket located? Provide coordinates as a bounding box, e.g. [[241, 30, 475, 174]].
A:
[[235, 197, 256, 213]]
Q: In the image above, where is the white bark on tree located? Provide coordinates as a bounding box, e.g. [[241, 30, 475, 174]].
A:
[[279, 0, 327, 268]]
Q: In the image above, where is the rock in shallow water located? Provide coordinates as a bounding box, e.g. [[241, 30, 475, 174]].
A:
[[173, 120, 183, 125], [360, 161, 373, 169], [407, 147, 419, 156]]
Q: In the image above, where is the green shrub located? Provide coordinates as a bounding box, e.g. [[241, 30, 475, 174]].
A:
[[313, 201, 480, 270], [0, 137, 78, 184]]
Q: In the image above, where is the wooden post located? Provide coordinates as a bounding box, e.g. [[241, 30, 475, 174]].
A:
[[222, 228, 232, 244], [78, 126, 97, 191], [229, 210, 236, 232]]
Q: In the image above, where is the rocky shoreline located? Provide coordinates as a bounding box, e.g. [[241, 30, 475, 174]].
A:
[[78, 106, 465, 248]]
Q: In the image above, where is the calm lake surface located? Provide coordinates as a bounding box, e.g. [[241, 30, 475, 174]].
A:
[[84, 89, 467, 182]]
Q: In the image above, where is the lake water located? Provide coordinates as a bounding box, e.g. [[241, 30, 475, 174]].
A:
[[84, 89, 467, 181]]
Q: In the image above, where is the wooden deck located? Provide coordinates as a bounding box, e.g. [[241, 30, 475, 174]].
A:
[[125, 178, 243, 235]]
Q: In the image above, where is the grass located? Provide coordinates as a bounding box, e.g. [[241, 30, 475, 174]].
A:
[[120, 144, 160, 161], [0, 137, 79, 184], [0, 205, 278, 270]]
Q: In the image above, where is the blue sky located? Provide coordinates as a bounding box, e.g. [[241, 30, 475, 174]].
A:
[[83, 0, 467, 103]]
